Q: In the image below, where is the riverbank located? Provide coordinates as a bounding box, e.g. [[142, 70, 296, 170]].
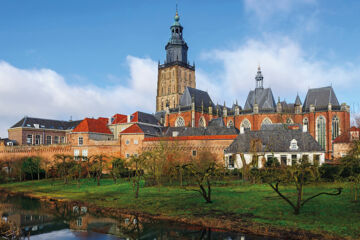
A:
[[0, 179, 359, 239]]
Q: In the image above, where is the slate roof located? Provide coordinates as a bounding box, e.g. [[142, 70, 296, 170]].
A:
[[208, 118, 225, 127], [225, 124, 323, 154], [10, 117, 81, 131], [120, 123, 163, 137], [163, 126, 239, 137], [179, 87, 214, 108], [303, 86, 340, 111], [72, 118, 112, 134], [130, 111, 159, 125], [244, 88, 276, 111], [295, 95, 302, 106]]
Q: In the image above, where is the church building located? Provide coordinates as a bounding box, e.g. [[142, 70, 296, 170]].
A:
[[156, 11, 351, 160]]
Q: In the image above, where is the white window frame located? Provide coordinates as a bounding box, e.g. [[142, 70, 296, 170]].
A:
[[26, 135, 33, 145], [46, 135, 52, 145], [134, 139, 138, 145]]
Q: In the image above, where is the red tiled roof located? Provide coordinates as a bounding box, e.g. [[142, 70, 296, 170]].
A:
[[119, 124, 144, 134], [111, 114, 127, 124], [333, 126, 360, 143], [72, 118, 113, 134], [130, 112, 139, 123]]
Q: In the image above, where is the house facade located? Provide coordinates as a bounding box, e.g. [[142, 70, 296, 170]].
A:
[[224, 124, 325, 169]]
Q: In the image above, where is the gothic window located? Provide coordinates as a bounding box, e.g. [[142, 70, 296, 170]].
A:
[[227, 120, 234, 128], [175, 117, 185, 127], [286, 118, 294, 124], [303, 118, 309, 132], [261, 118, 272, 127], [332, 116, 340, 140], [240, 119, 251, 133], [199, 117, 206, 127], [316, 116, 326, 150], [168, 87, 171, 94]]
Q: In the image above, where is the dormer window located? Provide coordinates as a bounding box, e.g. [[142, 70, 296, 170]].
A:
[[290, 139, 298, 150]]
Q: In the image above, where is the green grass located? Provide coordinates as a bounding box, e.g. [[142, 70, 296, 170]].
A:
[[1, 179, 359, 239]]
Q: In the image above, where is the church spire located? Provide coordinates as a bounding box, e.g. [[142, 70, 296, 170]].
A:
[[255, 65, 264, 89], [165, 6, 188, 64]]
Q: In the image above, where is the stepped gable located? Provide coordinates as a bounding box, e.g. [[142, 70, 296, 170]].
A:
[[179, 87, 214, 108], [225, 124, 323, 154], [130, 111, 159, 125], [244, 88, 276, 111], [303, 86, 340, 111], [72, 117, 112, 134], [10, 116, 81, 130]]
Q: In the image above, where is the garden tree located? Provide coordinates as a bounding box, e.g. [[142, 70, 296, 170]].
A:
[[21, 157, 43, 181], [54, 154, 73, 184], [129, 154, 146, 198], [261, 159, 343, 215], [235, 138, 264, 182], [142, 141, 176, 187], [341, 139, 360, 201], [89, 154, 108, 186], [183, 151, 222, 203], [40, 157, 52, 179], [108, 157, 128, 184]]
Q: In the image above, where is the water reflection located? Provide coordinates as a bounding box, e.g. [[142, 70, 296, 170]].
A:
[[0, 191, 272, 240]]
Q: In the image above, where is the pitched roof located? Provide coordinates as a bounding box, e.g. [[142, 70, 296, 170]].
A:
[[225, 125, 323, 154], [303, 86, 339, 111], [72, 118, 112, 134], [333, 126, 360, 143], [10, 116, 81, 130], [130, 111, 159, 125], [179, 87, 214, 108], [163, 126, 239, 137], [111, 114, 127, 124], [244, 88, 276, 111], [208, 118, 225, 127], [120, 123, 162, 136], [295, 95, 302, 106]]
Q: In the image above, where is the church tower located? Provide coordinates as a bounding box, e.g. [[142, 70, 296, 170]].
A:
[[156, 9, 196, 112]]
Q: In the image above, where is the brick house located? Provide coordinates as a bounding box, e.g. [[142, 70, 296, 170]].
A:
[[8, 116, 81, 145], [333, 126, 360, 159]]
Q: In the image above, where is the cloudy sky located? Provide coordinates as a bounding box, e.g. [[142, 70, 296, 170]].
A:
[[1, 0, 360, 137]]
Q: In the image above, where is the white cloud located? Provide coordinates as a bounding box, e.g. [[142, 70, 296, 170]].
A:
[[0, 56, 157, 137], [200, 36, 360, 107]]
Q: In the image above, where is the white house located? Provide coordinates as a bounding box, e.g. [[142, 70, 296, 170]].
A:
[[224, 124, 325, 169]]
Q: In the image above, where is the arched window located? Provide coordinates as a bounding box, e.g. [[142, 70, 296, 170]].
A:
[[168, 87, 171, 94], [240, 119, 251, 134], [227, 120, 234, 128], [261, 118, 272, 127], [316, 116, 326, 150], [199, 117, 206, 127], [303, 118, 309, 132], [332, 116, 340, 140], [175, 117, 185, 127], [286, 118, 294, 124]]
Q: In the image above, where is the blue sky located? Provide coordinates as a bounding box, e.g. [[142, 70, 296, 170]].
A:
[[0, 0, 360, 136]]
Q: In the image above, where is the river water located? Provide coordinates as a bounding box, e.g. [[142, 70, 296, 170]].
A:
[[0, 192, 274, 240]]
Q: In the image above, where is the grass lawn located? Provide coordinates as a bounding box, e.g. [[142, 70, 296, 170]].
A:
[[0, 179, 359, 239]]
